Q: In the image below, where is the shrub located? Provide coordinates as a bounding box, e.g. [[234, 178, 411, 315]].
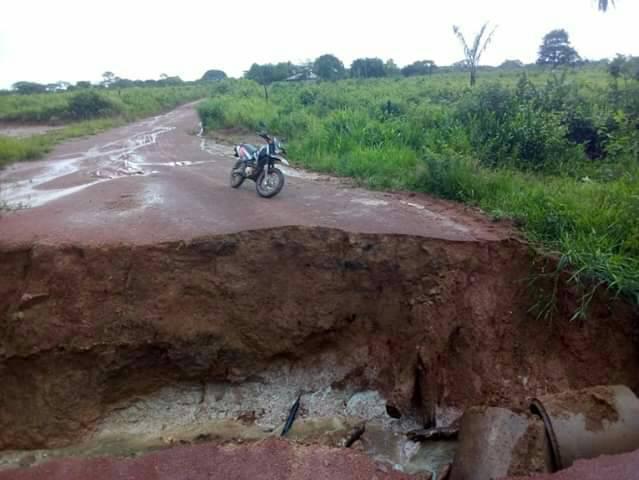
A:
[[66, 91, 121, 120]]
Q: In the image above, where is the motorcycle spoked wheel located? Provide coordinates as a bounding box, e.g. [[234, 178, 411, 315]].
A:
[[230, 161, 246, 188], [256, 167, 285, 198]]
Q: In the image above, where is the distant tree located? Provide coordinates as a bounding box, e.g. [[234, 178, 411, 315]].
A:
[[201, 69, 228, 81], [499, 59, 524, 69], [101, 71, 116, 87], [449, 60, 469, 71], [609, 55, 624, 79], [160, 73, 169, 80], [313, 54, 346, 81], [111, 78, 135, 89], [537, 29, 580, 67], [350, 58, 386, 78], [384, 59, 401, 77], [12, 81, 47, 94], [76, 81, 92, 89], [401, 60, 437, 77], [452, 23, 497, 87], [157, 75, 183, 86], [245, 62, 296, 101], [609, 55, 639, 81]]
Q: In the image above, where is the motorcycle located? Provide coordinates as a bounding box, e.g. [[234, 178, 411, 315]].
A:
[[231, 133, 289, 198]]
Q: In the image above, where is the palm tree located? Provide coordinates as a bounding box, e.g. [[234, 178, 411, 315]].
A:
[[452, 23, 497, 87], [598, 0, 614, 11]]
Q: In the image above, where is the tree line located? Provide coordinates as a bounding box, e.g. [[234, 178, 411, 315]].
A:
[[242, 26, 594, 95]]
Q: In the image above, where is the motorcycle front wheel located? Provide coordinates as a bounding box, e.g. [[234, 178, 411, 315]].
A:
[[256, 167, 285, 198], [230, 161, 245, 189]]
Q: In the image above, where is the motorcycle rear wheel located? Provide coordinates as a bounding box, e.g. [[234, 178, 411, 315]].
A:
[[256, 167, 285, 198], [230, 161, 245, 189]]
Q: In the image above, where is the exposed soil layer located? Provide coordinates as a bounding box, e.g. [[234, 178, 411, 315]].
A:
[[1, 226, 637, 452]]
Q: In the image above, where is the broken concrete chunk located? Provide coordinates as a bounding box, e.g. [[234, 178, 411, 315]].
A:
[[356, 424, 456, 478], [450, 407, 551, 480]]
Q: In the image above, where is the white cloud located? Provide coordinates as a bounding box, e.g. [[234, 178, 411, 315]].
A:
[[1, 0, 637, 88]]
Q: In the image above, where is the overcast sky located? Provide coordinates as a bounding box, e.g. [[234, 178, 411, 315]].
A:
[[1, 0, 637, 88]]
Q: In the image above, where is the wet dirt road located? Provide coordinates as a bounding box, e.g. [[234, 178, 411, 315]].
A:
[[0, 103, 510, 246]]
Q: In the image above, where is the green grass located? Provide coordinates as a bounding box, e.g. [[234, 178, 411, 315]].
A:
[[198, 70, 639, 307], [0, 118, 120, 167]]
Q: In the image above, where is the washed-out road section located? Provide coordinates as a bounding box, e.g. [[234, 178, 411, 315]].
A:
[[1, 103, 637, 480]]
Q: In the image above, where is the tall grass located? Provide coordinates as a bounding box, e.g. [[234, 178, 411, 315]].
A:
[[0, 85, 211, 123], [198, 70, 639, 306]]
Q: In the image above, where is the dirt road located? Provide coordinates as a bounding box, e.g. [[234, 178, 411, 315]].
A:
[[0, 102, 509, 246]]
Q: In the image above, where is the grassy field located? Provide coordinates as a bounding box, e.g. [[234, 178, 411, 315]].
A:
[[198, 67, 639, 308], [0, 85, 212, 167]]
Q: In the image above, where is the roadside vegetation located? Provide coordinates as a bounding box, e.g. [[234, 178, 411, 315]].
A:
[[198, 53, 639, 308]]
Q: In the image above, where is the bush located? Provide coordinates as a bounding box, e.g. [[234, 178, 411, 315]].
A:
[[66, 91, 120, 120]]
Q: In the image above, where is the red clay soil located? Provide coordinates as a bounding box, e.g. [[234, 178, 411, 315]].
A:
[[0, 438, 421, 480], [505, 448, 639, 480], [1, 227, 637, 450]]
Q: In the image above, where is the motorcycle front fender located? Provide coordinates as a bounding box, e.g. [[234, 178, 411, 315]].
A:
[[271, 155, 290, 166]]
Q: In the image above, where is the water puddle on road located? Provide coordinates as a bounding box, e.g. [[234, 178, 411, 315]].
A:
[[351, 198, 390, 208], [0, 125, 178, 209]]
